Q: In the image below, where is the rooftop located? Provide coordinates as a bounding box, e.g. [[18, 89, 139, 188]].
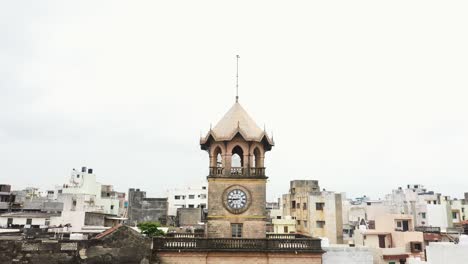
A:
[[201, 102, 273, 147]]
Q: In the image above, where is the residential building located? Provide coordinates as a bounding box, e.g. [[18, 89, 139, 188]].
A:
[[127, 188, 168, 226], [271, 215, 296, 234], [283, 180, 344, 243], [166, 184, 207, 216], [0, 211, 61, 229], [354, 213, 425, 263], [52, 167, 125, 233], [0, 184, 13, 213]]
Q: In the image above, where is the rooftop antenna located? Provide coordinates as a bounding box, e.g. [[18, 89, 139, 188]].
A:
[[236, 55, 240, 102]]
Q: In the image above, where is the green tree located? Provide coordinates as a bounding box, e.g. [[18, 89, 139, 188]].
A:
[[137, 221, 165, 237]]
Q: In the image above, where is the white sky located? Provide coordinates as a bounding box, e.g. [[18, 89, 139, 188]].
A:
[[1, 1, 468, 201]]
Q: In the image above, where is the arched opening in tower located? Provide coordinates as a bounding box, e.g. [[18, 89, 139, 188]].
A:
[[253, 147, 261, 168], [231, 146, 244, 170]]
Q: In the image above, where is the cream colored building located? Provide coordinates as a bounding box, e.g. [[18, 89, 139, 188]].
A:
[[271, 215, 296, 234], [354, 213, 425, 264], [283, 180, 344, 244]]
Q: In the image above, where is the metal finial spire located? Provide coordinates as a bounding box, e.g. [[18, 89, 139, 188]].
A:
[[236, 55, 240, 102]]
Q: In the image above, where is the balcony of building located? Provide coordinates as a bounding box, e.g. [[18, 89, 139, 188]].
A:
[[209, 167, 266, 178], [153, 235, 322, 253]]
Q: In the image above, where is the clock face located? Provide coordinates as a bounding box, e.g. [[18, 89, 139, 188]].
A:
[[227, 189, 247, 209]]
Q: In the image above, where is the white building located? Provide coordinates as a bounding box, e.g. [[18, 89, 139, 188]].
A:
[[406, 235, 468, 264], [323, 245, 374, 264], [346, 184, 461, 235], [0, 212, 61, 228], [166, 184, 207, 216], [53, 167, 125, 233]]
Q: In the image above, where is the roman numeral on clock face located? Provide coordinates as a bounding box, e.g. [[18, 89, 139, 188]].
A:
[[227, 189, 247, 209]]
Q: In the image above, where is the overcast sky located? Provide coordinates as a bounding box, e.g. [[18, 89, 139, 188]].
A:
[[1, 1, 468, 201]]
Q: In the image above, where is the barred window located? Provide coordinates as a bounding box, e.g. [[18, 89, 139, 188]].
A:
[[231, 224, 243, 238]]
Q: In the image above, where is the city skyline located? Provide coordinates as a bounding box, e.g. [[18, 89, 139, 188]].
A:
[[2, 1, 468, 201]]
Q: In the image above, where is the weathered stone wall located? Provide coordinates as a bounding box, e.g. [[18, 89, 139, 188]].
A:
[[85, 212, 106, 226], [0, 226, 152, 264], [177, 208, 202, 226], [128, 188, 168, 225], [207, 178, 267, 238], [0, 240, 81, 264]]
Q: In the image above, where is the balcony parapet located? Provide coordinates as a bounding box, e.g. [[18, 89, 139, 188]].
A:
[[153, 237, 322, 253], [266, 233, 311, 239], [415, 226, 441, 233], [209, 167, 266, 178]]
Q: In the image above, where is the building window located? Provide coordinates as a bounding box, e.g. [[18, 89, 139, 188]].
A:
[[452, 212, 458, 219], [303, 203, 307, 210], [202, 186, 207, 190], [189, 195, 195, 199], [200, 194, 207, 199], [111, 205, 114, 210], [297, 220, 301, 225], [316, 221, 325, 228], [421, 213, 426, 219], [26, 218, 32, 225], [188, 204, 195, 208], [175, 195, 181, 200], [462, 208, 465, 213], [304, 220, 308, 228], [276, 216, 281, 219], [395, 220, 409, 231], [316, 203, 324, 210], [378, 235, 386, 248], [411, 242, 423, 252], [231, 224, 243, 238], [284, 226, 289, 233]]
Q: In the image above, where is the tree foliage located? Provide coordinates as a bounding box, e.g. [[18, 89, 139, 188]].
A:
[[137, 221, 165, 237]]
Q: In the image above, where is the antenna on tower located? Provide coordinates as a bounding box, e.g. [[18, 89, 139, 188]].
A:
[[236, 55, 240, 102]]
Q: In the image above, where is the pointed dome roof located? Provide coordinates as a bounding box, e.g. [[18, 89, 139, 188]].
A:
[[200, 102, 274, 146], [212, 102, 263, 139]]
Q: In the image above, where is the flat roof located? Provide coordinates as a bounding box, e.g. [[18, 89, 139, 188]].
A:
[[0, 212, 61, 218]]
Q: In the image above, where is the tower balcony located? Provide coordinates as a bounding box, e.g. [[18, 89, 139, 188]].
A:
[[209, 167, 266, 178], [153, 236, 322, 253]]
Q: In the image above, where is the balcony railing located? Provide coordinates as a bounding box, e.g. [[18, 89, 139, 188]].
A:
[[166, 233, 205, 238], [231, 167, 244, 176], [266, 233, 311, 239], [209, 167, 266, 177], [210, 167, 224, 176], [153, 237, 322, 252], [415, 226, 441, 233]]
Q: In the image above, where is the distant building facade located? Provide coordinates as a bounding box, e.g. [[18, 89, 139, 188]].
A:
[[166, 185, 207, 216], [283, 180, 344, 244], [128, 188, 168, 226]]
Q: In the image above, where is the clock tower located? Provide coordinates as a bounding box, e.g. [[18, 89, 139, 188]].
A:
[[200, 100, 274, 238]]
